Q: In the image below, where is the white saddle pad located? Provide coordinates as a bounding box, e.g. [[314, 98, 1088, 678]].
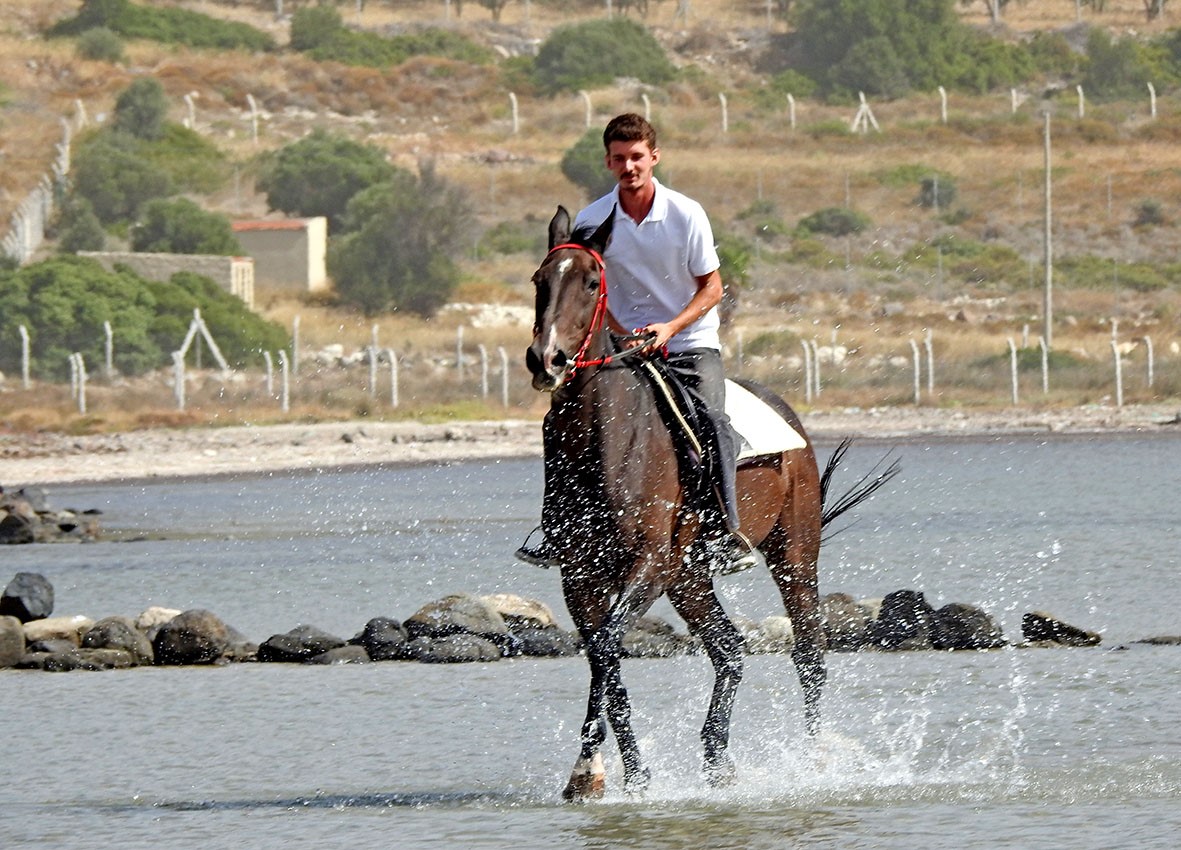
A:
[[725, 379, 806, 460]]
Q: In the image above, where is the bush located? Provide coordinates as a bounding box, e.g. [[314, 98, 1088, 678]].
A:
[[48, 0, 274, 51], [257, 129, 399, 232], [131, 198, 242, 255], [75, 26, 124, 62], [559, 128, 617, 201], [796, 207, 871, 237], [917, 174, 957, 209], [290, 7, 491, 68], [328, 167, 474, 317], [70, 131, 175, 225], [113, 77, 169, 141], [533, 18, 675, 94], [55, 198, 107, 253]]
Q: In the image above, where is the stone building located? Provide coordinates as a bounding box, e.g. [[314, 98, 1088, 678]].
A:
[[79, 251, 254, 309], [231, 217, 328, 294]]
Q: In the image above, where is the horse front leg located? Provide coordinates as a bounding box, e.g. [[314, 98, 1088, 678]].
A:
[[668, 573, 745, 786]]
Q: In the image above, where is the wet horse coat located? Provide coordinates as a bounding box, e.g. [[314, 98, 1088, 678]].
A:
[[526, 206, 892, 800]]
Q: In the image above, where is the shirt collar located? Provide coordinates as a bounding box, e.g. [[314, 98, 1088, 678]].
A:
[[611, 177, 667, 224]]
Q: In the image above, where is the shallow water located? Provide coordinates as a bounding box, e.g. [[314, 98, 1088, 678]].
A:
[[2, 434, 1179, 848]]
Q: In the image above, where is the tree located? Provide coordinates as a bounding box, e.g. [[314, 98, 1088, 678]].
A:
[[130, 198, 242, 255], [113, 77, 170, 140], [560, 128, 619, 201], [70, 132, 174, 225], [257, 129, 398, 232], [328, 165, 474, 317], [56, 198, 107, 253], [532, 18, 676, 95]]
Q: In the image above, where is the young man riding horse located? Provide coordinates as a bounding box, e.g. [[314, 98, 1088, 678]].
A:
[[517, 112, 755, 573]]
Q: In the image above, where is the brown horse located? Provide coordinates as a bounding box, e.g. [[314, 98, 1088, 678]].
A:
[[525, 206, 895, 801]]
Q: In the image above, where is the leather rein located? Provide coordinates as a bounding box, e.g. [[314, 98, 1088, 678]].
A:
[[545, 242, 655, 382]]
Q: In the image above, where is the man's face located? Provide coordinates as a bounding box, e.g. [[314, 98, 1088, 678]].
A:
[[605, 139, 660, 192]]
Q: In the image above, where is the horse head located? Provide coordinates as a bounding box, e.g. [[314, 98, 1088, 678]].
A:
[[525, 205, 615, 391]]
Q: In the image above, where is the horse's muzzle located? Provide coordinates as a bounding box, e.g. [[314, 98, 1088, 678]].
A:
[[525, 344, 566, 391]]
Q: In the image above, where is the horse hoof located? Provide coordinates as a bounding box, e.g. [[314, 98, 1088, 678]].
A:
[[704, 756, 737, 788], [562, 754, 606, 802], [624, 765, 651, 795]]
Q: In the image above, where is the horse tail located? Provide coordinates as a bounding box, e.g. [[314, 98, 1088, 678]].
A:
[[818, 437, 900, 533]]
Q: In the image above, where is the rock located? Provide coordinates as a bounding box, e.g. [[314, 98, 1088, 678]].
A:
[[1, 572, 55, 622], [822, 592, 873, 651], [37, 648, 136, 672], [135, 606, 182, 642], [622, 616, 699, 658], [0, 512, 35, 544], [1133, 635, 1181, 646], [349, 617, 409, 661], [934, 603, 1005, 650], [24, 615, 93, 645], [305, 645, 370, 664], [26, 638, 77, 654], [405, 634, 502, 663], [1021, 611, 1101, 647], [153, 609, 230, 665], [738, 615, 795, 654], [480, 593, 559, 630], [512, 626, 582, 657], [258, 624, 346, 663], [404, 593, 519, 656], [222, 624, 258, 662], [0, 615, 24, 667], [81, 616, 154, 665], [868, 589, 941, 651]]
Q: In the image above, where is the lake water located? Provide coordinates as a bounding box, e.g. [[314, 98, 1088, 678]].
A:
[[3, 433, 1179, 849]]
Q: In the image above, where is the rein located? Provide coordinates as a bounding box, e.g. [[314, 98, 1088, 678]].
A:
[[545, 242, 655, 381]]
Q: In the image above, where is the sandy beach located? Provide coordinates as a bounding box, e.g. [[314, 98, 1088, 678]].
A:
[[3, 403, 1179, 488]]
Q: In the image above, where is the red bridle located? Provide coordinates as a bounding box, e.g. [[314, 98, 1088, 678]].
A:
[[543, 242, 612, 378]]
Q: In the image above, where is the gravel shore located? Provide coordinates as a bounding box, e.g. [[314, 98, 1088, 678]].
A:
[[3, 404, 1180, 487]]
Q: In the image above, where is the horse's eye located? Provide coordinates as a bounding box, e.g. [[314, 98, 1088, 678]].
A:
[[585, 272, 599, 291]]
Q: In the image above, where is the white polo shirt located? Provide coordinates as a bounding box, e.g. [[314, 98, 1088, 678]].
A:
[[574, 179, 721, 353]]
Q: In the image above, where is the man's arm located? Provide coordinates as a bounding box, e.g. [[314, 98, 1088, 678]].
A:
[[629, 269, 722, 352]]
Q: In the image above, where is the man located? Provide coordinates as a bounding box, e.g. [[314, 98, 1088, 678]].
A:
[[518, 112, 755, 572]]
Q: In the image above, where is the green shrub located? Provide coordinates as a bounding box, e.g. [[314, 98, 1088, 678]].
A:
[[257, 129, 399, 232], [75, 26, 124, 62], [291, 10, 492, 68], [478, 220, 546, 257], [917, 174, 957, 209], [796, 207, 871, 237], [559, 128, 617, 201], [70, 131, 175, 225], [113, 77, 169, 140], [533, 18, 675, 95], [48, 0, 274, 51], [289, 4, 342, 52], [55, 198, 107, 254], [131, 198, 242, 255]]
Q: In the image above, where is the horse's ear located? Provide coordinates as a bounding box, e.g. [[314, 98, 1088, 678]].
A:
[[548, 206, 572, 250], [586, 205, 615, 255]]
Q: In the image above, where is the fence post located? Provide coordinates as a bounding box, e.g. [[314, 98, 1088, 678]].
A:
[[509, 92, 519, 134], [938, 86, 948, 124], [19, 324, 31, 388], [292, 314, 300, 378], [579, 90, 592, 128], [73, 353, 87, 414], [478, 344, 489, 398], [387, 349, 399, 408], [1008, 338, 1019, 405], [103, 321, 114, 380], [734, 330, 744, 373], [172, 351, 186, 410], [909, 339, 921, 404], [1148, 82, 1157, 118], [1111, 340, 1123, 408], [278, 349, 290, 413], [809, 340, 821, 397], [498, 346, 510, 408], [1144, 336, 1154, 387], [641, 92, 651, 122], [786, 93, 796, 130], [69, 352, 79, 400], [718, 92, 728, 133]]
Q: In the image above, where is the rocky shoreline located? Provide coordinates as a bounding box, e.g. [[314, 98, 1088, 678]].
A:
[[1, 404, 1180, 488], [3, 571, 1178, 674]]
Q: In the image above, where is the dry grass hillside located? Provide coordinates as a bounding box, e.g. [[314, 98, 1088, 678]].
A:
[[3, 0, 1181, 430]]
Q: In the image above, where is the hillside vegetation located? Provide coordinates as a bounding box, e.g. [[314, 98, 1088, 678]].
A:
[[2, 0, 1181, 426]]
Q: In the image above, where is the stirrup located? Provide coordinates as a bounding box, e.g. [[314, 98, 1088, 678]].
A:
[[514, 526, 562, 569], [714, 530, 760, 576]]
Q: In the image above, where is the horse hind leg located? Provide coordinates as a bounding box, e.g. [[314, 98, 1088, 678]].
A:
[[668, 576, 745, 787]]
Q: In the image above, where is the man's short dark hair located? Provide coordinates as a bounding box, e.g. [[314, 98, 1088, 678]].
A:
[[603, 113, 658, 152]]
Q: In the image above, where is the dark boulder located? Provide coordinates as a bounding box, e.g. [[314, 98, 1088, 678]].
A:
[[153, 609, 230, 665], [305, 645, 370, 664], [1021, 611, 1101, 647], [623, 616, 699, 658], [822, 592, 873, 651], [405, 594, 520, 656], [0, 615, 24, 667], [1133, 635, 1181, 646], [1, 572, 54, 622], [81, 616, 154, 665], [26, 638, 78, 655], [258, 624, 346, 663], [512, 626, 582, 657], [0, 512, 35, 544], [868, 590, 941, 651], [349, 617, 409, 661], [406, 634, 502, 663], [934, 603, 1006, 650]]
